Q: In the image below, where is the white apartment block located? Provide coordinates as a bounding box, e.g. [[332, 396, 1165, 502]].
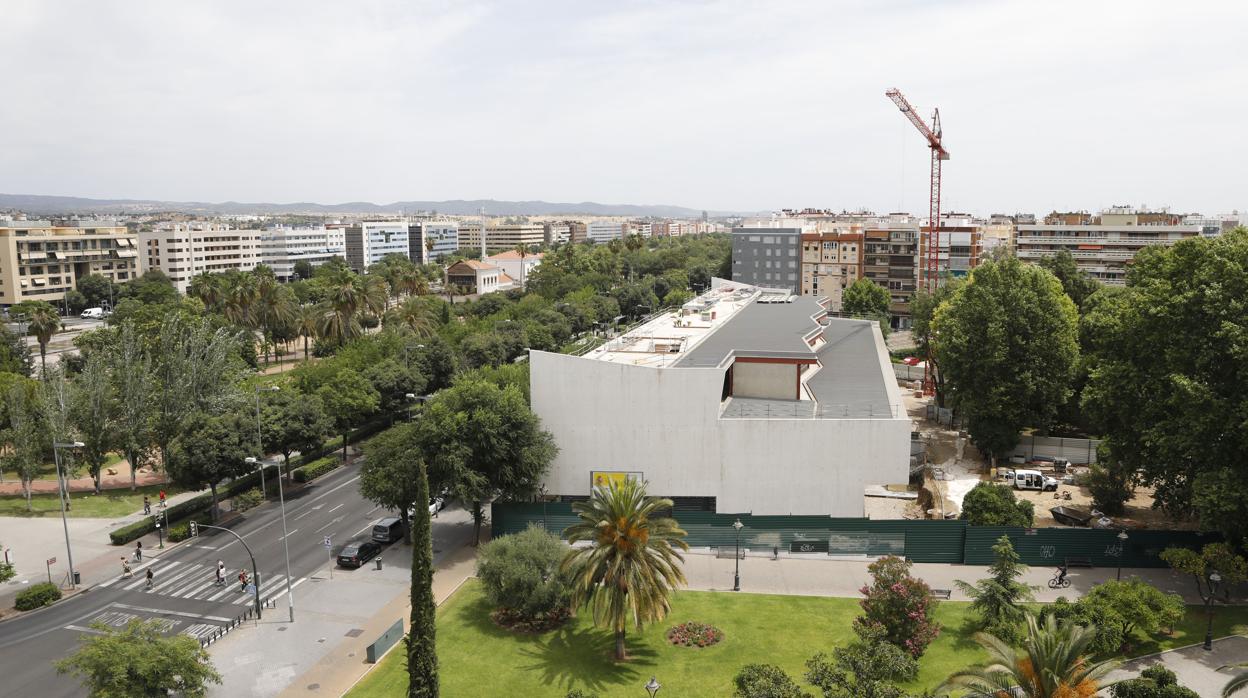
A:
[[259, 225, 346, 281], [0, 217, 139, 307], [408, 221, 459, 263], [138, 224, 261, 294], [458, 223, 546, 251], [344, 222, 409, 273], [1017, 209, 1202, 285], [586, 221, 625, 243]]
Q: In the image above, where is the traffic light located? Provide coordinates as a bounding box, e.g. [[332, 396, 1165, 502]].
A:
[[189, 521, 198, 538]]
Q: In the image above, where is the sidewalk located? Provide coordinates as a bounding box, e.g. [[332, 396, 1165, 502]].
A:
[[206, 509, 479, 698]]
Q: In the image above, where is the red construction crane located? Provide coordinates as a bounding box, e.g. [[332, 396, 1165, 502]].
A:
[[885, 88, 949, 292]]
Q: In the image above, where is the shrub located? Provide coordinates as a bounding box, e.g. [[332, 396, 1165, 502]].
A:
[[1110, 665, 1199, 698], [564, 691, 600, 698], [167, 513, 212, 543], [666, 621, 723, 648], [15, 582, 63, 610], [477, 525, 570, 622], [960, 482, 1034, 527], [292, 456, 341, 483], [853, 555, 940, 658], [109, 492, 214, 545], [1087, 462, 1133, 516], [734, 663, 809, 698], [231, 488, 263, 513]]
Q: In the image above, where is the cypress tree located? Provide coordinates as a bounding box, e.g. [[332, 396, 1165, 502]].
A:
[[408, 459, 438, 698]]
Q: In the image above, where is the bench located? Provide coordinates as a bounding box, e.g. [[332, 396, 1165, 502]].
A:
[[1065, 557, 1094, 568], [930, 589, 952, 600], [715, 547, 745, 560]]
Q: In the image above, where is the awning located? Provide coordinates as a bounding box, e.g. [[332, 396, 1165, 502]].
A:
[[115, 238, 133, 247], [1077, 244, 1102, 250], [116, 249, 138, 258], [31, 278, 45, 286]]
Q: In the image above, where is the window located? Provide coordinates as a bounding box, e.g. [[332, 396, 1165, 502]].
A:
[[748, 236, 760, 243], [763, 236, 775, 244]]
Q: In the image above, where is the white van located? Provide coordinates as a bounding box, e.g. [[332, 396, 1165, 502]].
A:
[[1011, 469, 1059, 492], [81, 308, 105, 320]]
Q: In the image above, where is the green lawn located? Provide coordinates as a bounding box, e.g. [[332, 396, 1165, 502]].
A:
[[0, 483, 184, 518], [349, 581, 1248, 698]]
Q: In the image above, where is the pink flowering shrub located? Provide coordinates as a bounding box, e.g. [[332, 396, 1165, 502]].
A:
[[851, 555, 940, 658], [666, 621, 724, 648]]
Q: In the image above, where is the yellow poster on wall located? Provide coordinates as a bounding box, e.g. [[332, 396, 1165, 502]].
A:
[[590, 471, 644, 492]]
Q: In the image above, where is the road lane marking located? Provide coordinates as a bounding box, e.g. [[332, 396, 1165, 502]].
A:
[[313, 516, 342, 534], [215, 475, 360, 553], [64, 624, 107, 635], [278, 528, 299, 541], [328, 503, 344, 513], [352, 524, 372, 538], [147, 564, 203, 594], [110, 602, 232, 623]]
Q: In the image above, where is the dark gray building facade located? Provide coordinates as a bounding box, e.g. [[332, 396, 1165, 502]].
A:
[[730, 228, 802, 292]]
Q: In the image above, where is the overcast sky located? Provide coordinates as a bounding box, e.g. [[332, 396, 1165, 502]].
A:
[[2, 0, 1245, 215]]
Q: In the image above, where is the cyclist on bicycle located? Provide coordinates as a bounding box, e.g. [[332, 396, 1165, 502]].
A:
[[1055, 563, 1068, 586]]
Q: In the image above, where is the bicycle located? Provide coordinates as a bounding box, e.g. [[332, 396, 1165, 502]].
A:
[[1048, 573, 1071, 589]]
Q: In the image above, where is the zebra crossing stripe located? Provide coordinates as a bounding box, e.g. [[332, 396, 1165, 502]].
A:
[[172, 576, 219, 600], [233, 575, 285, 605], [148, 563, 203, 593], [121, 560, 182, 591]]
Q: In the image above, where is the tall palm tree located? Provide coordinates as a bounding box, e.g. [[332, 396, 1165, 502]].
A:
[[320, 269, 363, 345], [513, 243, 529, 289], [295, 303, 321, 361], [1225, 668, 1248, 697], [386, 297, 438, 338], [254, 283, 296, 365], [26, 303, 61, 375], [222, 272, 258, 328], [561, 478, 688, 661], [362, 274, 390, 321], [940, 614, 1120, 698], [188, 273, 223, 312]]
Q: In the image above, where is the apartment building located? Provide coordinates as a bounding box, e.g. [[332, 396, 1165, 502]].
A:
[[0, 217, 139, 307], [259, 225, 346, 281], [566, 221, 587, 244], [730, 228, 801, 292], [543, 222, 570, 245], [344, 222, 409, 273], [1017, 207, 1201, 285], [407, 221, 459, 264], [800, 231, 862, 310], [586, 221, 626, 243], [457, 223, 546, 251], [138, 223, 261, 294], [920, 214, 983, 279], [863, 227, 919, 327]]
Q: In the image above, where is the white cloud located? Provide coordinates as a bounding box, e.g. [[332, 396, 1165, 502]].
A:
[[0, 0, 1244, 214]]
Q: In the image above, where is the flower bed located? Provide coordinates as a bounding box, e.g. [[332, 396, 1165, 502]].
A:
[[666, 621, 724, 648]]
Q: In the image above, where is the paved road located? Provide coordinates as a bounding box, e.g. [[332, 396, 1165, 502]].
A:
[[0, 462, 391, 697]]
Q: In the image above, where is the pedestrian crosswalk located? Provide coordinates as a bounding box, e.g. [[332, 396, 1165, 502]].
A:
[[100, 560, 289, 606]]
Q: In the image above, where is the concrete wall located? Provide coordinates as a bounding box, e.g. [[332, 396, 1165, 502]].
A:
[[733, 362, 797, 400], [530, 351, 911, 517]]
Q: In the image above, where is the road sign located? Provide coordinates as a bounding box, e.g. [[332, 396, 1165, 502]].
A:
[[46, 557, 56, 566], [323, 536, 331, 549]]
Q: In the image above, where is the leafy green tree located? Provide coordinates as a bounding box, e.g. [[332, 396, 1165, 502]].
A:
[[2, 376, 44, 509], [1081, 230, 1248, 534], [69, 351, 117, 494], [933, 259, 1079, 464], [260, 390, 332, 476], [406, 456, 438, 698], [1077, 579, 1185, 653], [960, 482, 1034, 527], [842, 278, 890, 318], [108, 322, 155, 491], [1037, 250, 1099, 310], [293, 259, 314, 280], [0, 323, 33, 377], [414, 378, 557, 544], [363, 359, 428, 422], [941, 615, 1119, 698], [477, 525, 570, 621], [116, 269, 179, 306], [76, 273, 118, 310], [64, 289, 89, 315], [561, 477, 688, 660], [168, 412, 251, 521], [360, 423, 423, 544], [853, 555, 940, 658], [316, 368, 379, 461], [55, 618, 222, 698], [805, 627, 918, 698], [955, 535, 1035, 642], [1084, 457, 1134, 516], [1162, 543, 1248, 642], [734, 663, 810, 698], [908, 278, 963, 407], [1111, 665, 1199, 698]]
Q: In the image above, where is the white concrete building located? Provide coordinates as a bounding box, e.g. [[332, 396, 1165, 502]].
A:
[[587, 221, 625, 243], [410, 221, 458, 263], [138, 224, 262, 294], [344, 221, 409, 272], [259, 225, 346, 281], [486, 250, 542, 287], [445, 259, 504, 295], [531, 280, 910, 517]]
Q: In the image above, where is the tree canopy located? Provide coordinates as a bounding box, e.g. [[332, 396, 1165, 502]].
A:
[[960, 482, 1034, 527], [55, 618, 221, 698]]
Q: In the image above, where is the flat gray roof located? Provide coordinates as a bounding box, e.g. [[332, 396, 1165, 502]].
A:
[[675, 297, 896, 419]]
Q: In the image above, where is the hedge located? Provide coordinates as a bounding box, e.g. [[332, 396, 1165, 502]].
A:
[[292, 456, 341, 484], [110, 492, 214, 545], [15, 582, 62, 611], [168, 512, 213, 543]]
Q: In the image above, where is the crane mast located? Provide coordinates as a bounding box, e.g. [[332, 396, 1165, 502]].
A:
[[885, 88, 949, 292]]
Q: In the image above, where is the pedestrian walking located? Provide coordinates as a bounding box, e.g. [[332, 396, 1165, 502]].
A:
[[145, 567, 154, 590], [143, 496, 151, 515], [158, 490, 166, 508], [238, 570, 248, 593], [120, 557, 132, 578], [215, 560, 225, 586], [134, 540, 143, 562]]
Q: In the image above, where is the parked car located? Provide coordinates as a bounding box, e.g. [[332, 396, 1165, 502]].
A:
[[1011, 469, 1059, 492], [371, 517, 404, 544], [336, 540, 381, 568]]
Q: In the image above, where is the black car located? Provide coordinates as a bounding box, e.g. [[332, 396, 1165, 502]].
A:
[[336, 540, 382, 568]]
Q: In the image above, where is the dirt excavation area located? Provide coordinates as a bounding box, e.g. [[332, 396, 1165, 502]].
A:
[[869, 391, 1194, 530]]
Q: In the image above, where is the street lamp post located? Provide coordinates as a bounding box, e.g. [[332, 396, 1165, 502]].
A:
[[246, 455, 294, 622], [1204, 571, 1222, 651], [1116, 530, 1129, 581], [406, 393, 431, 422], [196, 522, 263, 620], [254, 386, 279, 495], [539, 484, 548, 531], [52, 441, 84, 589], [644, 676, 661, 698], [732, 518, 744, 592]]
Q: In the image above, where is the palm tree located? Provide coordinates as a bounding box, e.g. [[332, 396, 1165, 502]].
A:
[[362, 274, 390, 319], [1225, 668, 1248, 697], [940, 614, 1120, 698], [513, 243, 529, 289], [295, 303, 321, 361], [386, 297, 438, 338], [25, 302, 61, 375], [561, 478, 689, 660], [222, 272, 258, 327], [253, 281, 295, 365], [188, 273, 223, 312], [320, 269, 363, 345]]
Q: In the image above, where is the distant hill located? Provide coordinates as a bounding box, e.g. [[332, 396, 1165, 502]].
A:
[[0, 193, 740, 218]]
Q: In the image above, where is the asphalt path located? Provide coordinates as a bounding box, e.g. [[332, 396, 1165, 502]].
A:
[[0, 462, 400, 697]]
